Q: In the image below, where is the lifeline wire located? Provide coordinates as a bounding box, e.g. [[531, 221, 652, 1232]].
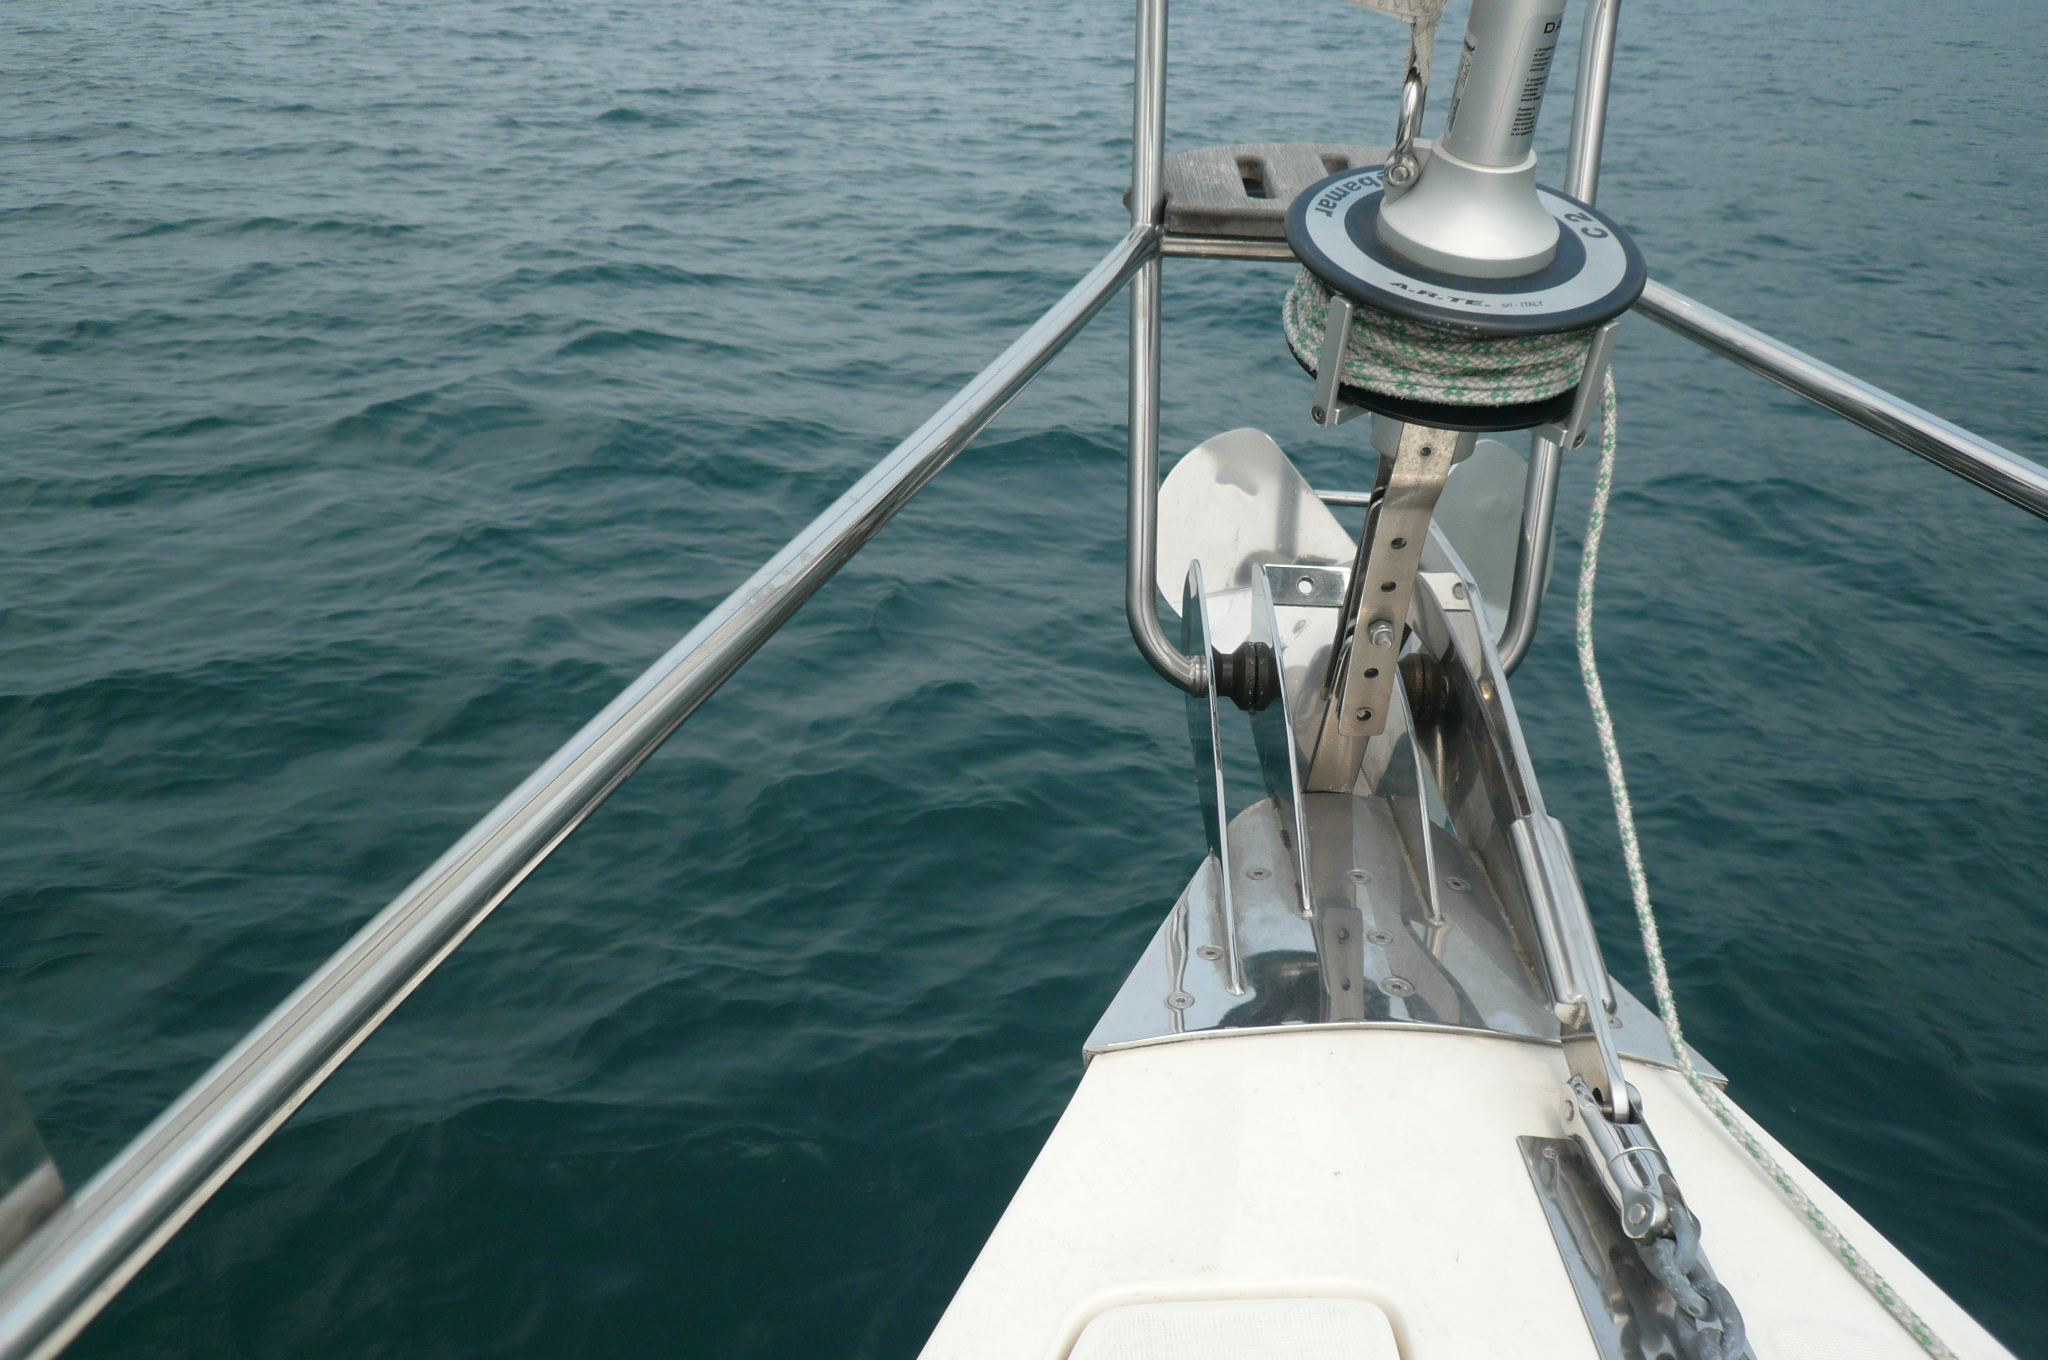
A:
[[1574, 372, 1960, 1360]]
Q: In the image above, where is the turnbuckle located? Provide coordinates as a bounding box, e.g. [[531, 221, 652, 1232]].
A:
[[1562, 1074, 1673, 1240]]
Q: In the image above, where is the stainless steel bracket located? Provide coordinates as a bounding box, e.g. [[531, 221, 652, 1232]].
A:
[[1535, 318, 1621, 451], [1562, 1075, 1672, 1239], [1181, 561, 1246, 995], [1305, 422, 1464, 790], [1310, 293, 1368, 428]]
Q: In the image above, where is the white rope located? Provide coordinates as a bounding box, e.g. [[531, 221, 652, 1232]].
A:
[[1283, 270, 1593, 407], [1574, 371, 1960, 1360]]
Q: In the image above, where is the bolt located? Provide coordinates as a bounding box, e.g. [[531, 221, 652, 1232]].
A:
[[1368, 620, 1395, 647], [1446, 875, 1470, 891], [1312, 406, 1326, 422], [1380, 976, 1415, 997], [1451, 582, 1468, 599], [1167, 992, 1196, 1010], [1246, 866, 1271, 881], [1196, 944, 1223, 961], [1336, 927, 1350, 942], [1627, 1202, 1649, 1227]]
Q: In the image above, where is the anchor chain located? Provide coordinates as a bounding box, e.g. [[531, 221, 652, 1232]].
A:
[[1641, 1200, 1752, 1360], [1564, 1074, 1754, 1360]]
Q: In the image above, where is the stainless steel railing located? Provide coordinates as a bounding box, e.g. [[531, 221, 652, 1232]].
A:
[[5, 0, 2043, 1350], [1125, 0, 1204, 696], [0, 223, 1160, 1360], [1495, 0, 1621, 673], [1633, 281, 2048, 521]]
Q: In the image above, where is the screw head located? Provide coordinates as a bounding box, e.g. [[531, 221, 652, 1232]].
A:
[[1167, 992, 1196, 1010], [1354, 707, 1373, 721], [1380, 976, 1415, 997], [1311, 406, 1325, 421], [1246, 866, 1270, 881], [1366, 930, 1392, 946], [1446, 876, 1470, 891], [1347, 869, 1370, 883], [1295, 576, 1315, 596], [1196, 944, 1223, 961], [1627, 1202, 1649, 1227]]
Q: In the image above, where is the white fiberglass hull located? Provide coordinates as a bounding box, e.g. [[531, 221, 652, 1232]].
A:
[[919, 1026, 2013, 1360]]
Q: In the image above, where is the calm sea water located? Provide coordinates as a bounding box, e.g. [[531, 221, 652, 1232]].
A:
[[4, 0, 2045, 1355]]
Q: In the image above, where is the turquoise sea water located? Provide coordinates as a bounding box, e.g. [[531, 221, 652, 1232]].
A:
[[4, 0, 2045, 1355]]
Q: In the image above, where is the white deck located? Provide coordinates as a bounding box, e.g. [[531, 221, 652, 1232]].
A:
[[920, 1027, 2014, 1360]]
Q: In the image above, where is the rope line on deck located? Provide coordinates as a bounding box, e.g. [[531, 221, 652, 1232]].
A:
[[1574, 371, 1959, 1360]]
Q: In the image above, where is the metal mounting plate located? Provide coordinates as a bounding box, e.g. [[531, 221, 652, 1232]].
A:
[[1520, 1137, 1738, 1360]]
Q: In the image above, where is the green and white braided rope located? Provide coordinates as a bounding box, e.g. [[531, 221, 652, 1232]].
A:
[[1575, 371, 1959, 1360], [1282, 268, 1593, 406]]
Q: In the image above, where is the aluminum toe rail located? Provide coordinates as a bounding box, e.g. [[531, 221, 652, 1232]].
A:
[[0, 223, 1159, 1360]]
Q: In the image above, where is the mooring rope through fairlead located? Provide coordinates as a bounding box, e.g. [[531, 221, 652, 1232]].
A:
[[1574, 371, 1961, 1360]]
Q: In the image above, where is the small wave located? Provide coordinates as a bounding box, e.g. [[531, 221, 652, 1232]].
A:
[[595, 107, 692, 129]]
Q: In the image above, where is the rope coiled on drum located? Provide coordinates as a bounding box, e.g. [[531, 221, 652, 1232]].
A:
[[1282, 267, 1594, 407]]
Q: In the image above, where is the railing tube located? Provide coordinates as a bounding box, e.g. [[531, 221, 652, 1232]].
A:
[[1635, 281, 2048, 521], [1497, 0, 1621, 674], [0, 224, 1159, 1360], [1563, 0, 1620, 206], [1127, 0, 1204, 695]]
